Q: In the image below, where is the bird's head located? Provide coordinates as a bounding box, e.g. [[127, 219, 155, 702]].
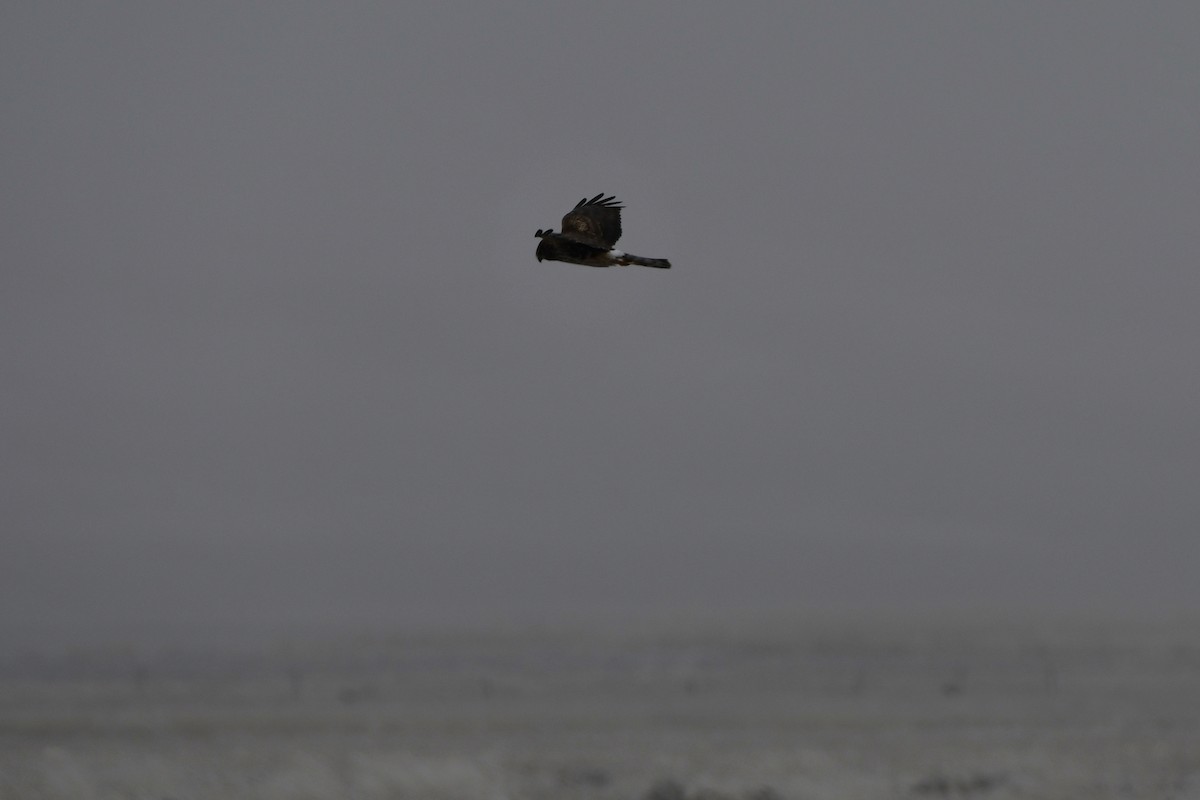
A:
[[534, 229, 552, 261]]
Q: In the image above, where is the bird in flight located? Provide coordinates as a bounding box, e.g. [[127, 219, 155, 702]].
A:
[[535, 193, 671, 269]]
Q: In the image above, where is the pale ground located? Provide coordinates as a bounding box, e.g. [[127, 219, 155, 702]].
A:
[[2, 619, 1198, 799]]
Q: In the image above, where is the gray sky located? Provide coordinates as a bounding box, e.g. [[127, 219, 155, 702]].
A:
[[3, 4, 1198, 648]]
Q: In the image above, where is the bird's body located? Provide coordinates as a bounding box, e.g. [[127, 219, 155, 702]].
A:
[[535, 194, 671, 269]]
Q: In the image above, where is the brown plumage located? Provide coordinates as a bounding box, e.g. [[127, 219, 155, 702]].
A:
[[535, 193, 671, 269]]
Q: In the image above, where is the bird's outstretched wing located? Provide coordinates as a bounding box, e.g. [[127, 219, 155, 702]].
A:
[[559, 193, 623, 249]]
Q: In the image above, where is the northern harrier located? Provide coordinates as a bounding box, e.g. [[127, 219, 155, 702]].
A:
[[535, 193, 671, 269]]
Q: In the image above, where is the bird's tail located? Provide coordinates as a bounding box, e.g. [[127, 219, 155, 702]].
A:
[[620, 253, 671, 269]]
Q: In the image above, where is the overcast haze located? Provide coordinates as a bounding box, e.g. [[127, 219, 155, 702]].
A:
[[3, 4, 1198, 648]]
